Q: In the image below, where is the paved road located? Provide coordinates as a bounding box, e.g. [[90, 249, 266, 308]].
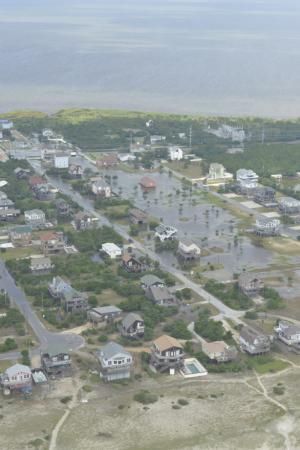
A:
[[0, 260, 84, 357], [30, 159, 245, 322]]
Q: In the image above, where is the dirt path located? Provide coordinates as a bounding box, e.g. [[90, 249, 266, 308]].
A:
[[49, 381, 81, 450]]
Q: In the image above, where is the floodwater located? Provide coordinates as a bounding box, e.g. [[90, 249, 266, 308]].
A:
[[1, 0, 300, 117]]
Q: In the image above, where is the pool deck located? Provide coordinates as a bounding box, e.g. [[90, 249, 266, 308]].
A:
[[180, 358, 208, 378]]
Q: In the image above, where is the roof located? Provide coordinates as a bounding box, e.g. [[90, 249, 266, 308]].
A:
[[5, 363, 31, 377], [102, 243, 121, 253], [153, 335, 183, 352], [240, 327, 267, 345], [139, 176, 156, 188], [90, 306, 121, 315], [278, 321, 300, 337], [122, 253, 140, 264], [129, 208, 147, 220], [179, 238, 199, 248], [140, 274, 163, 287], [149, 285, 173, 301], [122, 313, 143, 329], [279, 196, 300, 207], [29, 176, 46, 186], [238, 273, 262, 285], [30, 256, 52, 267], [11, 225, 32, 234], [25, 209, 45, 216], [42, 342, 71, 357], [202, 341, 228, 354], [99, 341, 131, 360], [39, 231, 61, 241]]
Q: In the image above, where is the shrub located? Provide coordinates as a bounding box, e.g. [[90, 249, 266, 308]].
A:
[[172, 404, 181, 410], [60, 396, 72, 404], [133, 390, 158, 405], [98, 334, 108, 343], [177, 398, 189, 406], [273, 385, 285, 395], [82, 385, 93, 393]]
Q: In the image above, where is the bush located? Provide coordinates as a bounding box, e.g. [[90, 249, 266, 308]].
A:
[[177, 398, 189, 406], [60, 396, 72, 404], [133, 390, 158, 405], [172, 404, 181, 410], [21, 349, 30, 366], [163, 320, 192, 340], [82, 385, 93, 393], [244, 311, 258, 320], [98, 334, 108, 343], [273, 385, 285, 395], [0, 338, 17, 353]]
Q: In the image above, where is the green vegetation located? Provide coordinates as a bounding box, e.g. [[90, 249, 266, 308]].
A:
[[204, 280, 253, 310], [195, 311, 231, 342], [273, 384, 285, 395], [262, 287, 284, 310], [177, 398, 189, 406], [21, 349, 30, 366], [66, 226, 123, 252], [163, 320, 192, 339], [0, 338, 17, 353], [60, 396, 73, 404], [134, 390, 158, 405]]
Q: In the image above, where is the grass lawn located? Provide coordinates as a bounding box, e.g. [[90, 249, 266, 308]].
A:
[[166, 161, 204, 179], [252, 358, 290, 375], [97, 289, 124, 306], [0, 246, 40, 261]]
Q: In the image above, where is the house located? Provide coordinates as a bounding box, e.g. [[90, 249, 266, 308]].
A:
[[101, 242, 122, 259], [55, 198, 71, 217], [139, 176, 156, 189], [0, 119, 13, 130], [68, 164, 83, 178], [239, 327, 270, 355], [140, 274, 165, 290], [87, 306, 122, 324], [207, 163, 233, 185], [0, 209, 20, 221], [0, 364, 32, 393], [255, 216, 280, 236], [10, 225, 32, 246], [48, 276, 87, 313], [30, 256, 53, 274], [150, 135, 166, 145], [254, 187, 276, 206], [238, 273, 264, 297], [274, 321, 300, 346], [29, 175, 47, 189], [168, 146, 183, 161], [40, 231, 65, 255], [96, 342, 133, 382], [129, 208, 148, 225], [150, 335, 184, 372], [146, 285, 176, 306], [155, 224, 177, 242], [236, 169, 258, 191], [14, 167, 31, 179], [278, 197, 300, 215], [271, 174, 282, 183], [35, 184, 53, 201], [120, 313, 145, 338], [54, 153, 69, 169], [0, 192, 15, 210], [201, 341, 237, 363], [91, 179, 112, 198], [24, 209, 46, 228], [118, 153, 136, 163], [122, 252, 145, 273], [73, 211, 99, 230], [41, 344, 71, 376], [177, 239, 201, 261], [96, 154, 118, 169]]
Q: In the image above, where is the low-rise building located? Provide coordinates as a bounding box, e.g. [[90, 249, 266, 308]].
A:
[[30, 256, 53, 274], [101, 242, 122, 259], [168, 146, 183, 161], [155, 224, 177, 242], [146, 285, 176, 306], [96, 154, 118, 169], [87, 306, 122, 324], [0, 209, 20, 221], [129, 208, 148, 225], [10, 225, 32, 246], [238, 273, 264, 297], [120, 313, 145, 338], [24, 209, 46, 228], [55, 198, 71, 217], [236, 169, 259, 191], [274, 321, 300, 346], [48, 276, 87, 313], [254, 187, 276, 206], [150, 135, 166, 145], [201, 341, 237, 363], [139, 176, 156, 189], [140, 274, 165, 290], [278, 196, 300, 215], [177, 239, 201, 261], [91, 179, 111, 198], [255, 216, 280, 236], [40, 231, 65, 255], [239, 327, 270, 355], [54, 153, 69, 169], [122, 252, 145, 273], [206, 163, 233, 185], [14, 167, 31, 179], [73, 211, 99, 230], [68, 164, 83, 178], [41, 344, 71, 376], [150, 335, 184, 372], [97, 342, 133, 382], [0, 364, 32, 393]]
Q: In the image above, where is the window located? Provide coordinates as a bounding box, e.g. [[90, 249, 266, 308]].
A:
[[108, 361, 112, 366]]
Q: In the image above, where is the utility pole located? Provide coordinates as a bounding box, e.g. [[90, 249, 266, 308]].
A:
[[189, 126, 192, 151], [261, 124, 265, 145]]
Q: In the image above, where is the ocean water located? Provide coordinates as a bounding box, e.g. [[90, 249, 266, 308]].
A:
[[1, 0, 300, 117]]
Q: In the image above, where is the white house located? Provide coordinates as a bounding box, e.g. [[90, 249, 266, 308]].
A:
[[96, 342, 133, 382], [236, 169, 259, 189], [168, 146, 183, 161], [177, 239, 201, 261], [207, 163, 233, 185], [275, 321, 300, 346], [118, 153, 136, 163], [255, 217, 280, 236], [24, 209, 46, 227], [155, 224, 177, 242], [101, 243, 122, 259], [54, 153, 69, 169], [0, 364, 32, 391], [0, 119, 13, 130], [91, 180, 111, 198]]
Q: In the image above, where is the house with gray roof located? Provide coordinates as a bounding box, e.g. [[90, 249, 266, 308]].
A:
[[120, 313, 144, 339], [146, 285, 176, 306], [140, 274, 165, 290], [274, 321, 300, 346], [10, 225, 32, 246], [238, 273, 264, 297], [48, 276, 87, 314], [30, 256, 53, 275], [87, 306, 122, 324], [96, 342, 133, 382], [239, 327, 270, 355], [41, 343, 71, 376], [24, 209, 46, 228]]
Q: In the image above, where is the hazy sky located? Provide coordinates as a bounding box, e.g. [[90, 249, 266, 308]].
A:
[[1, 0, 300, 116]]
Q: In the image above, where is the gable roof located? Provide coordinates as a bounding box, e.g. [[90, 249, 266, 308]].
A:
[[122, 313, 143, 330], [140, 274, 163, 287], [99, 341, 131, 360], [149, 285, 173, 301], [91, 306, 121, 315], [153, 335, 183, 352], [5, 363, 31, 377]]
